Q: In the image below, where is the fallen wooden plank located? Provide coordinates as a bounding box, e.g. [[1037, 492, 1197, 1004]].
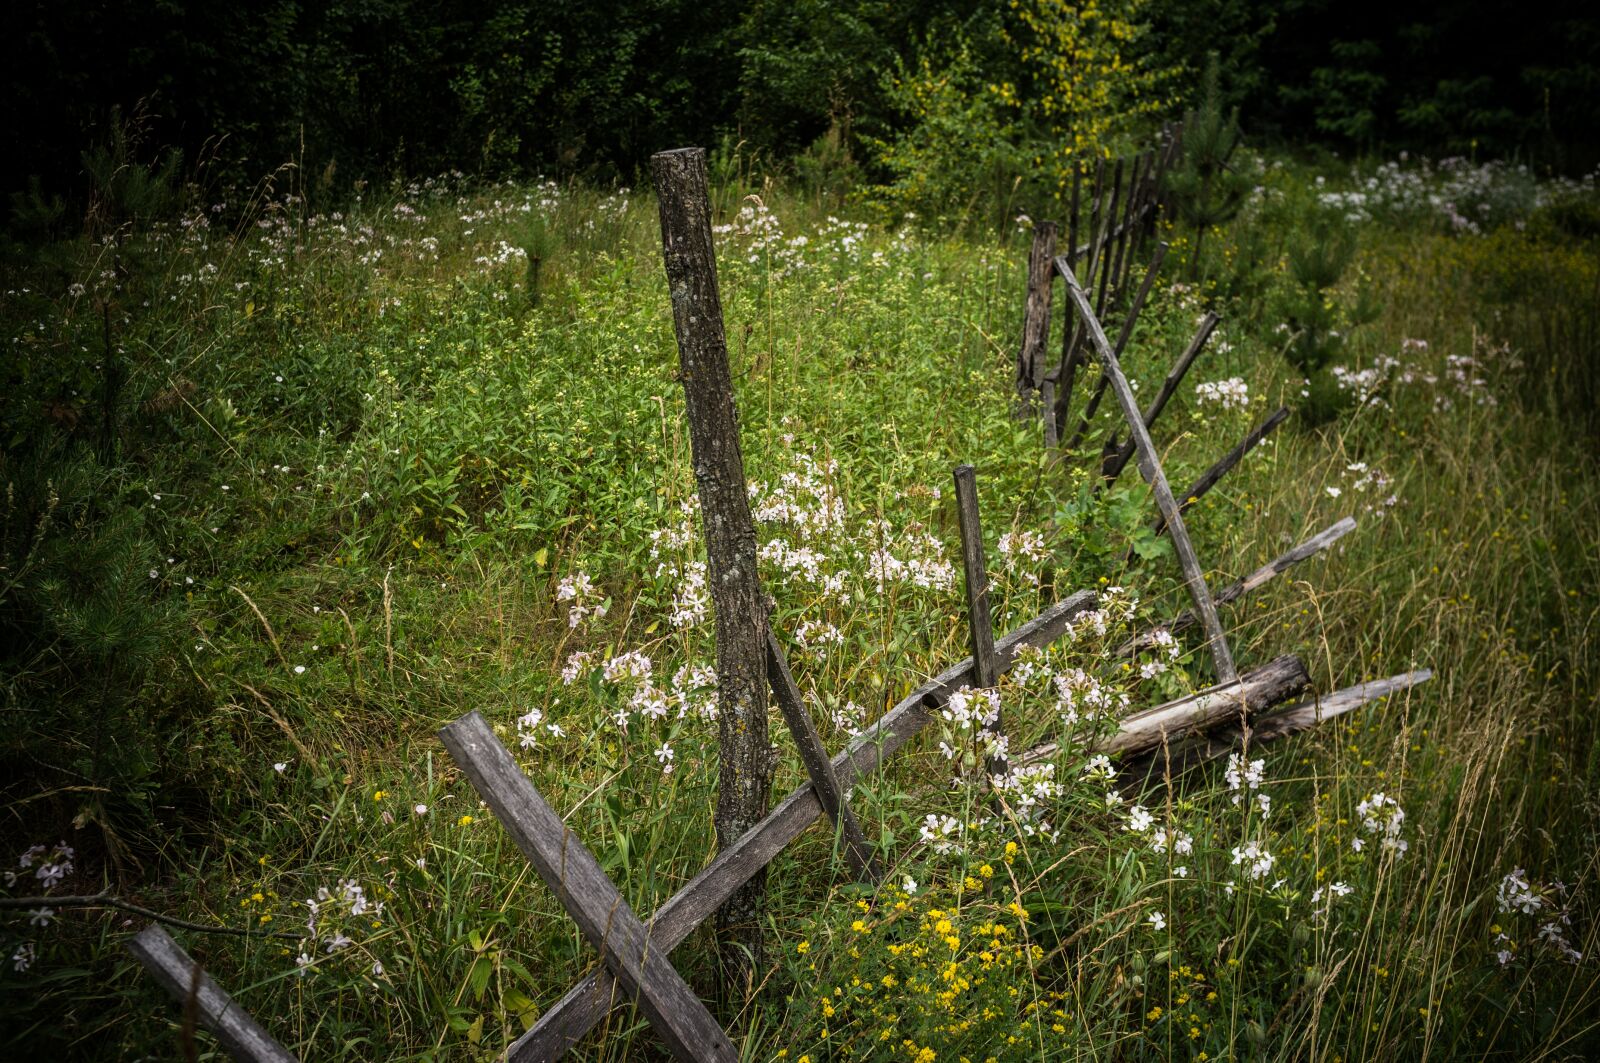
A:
[[1058, 259, 1238, 682], [1117, 516, 1357, 657], [127, 925, 298, 1063], [1122, 669, 1434, 785], [1100, 654, 1308, 755], [1019, 654, 1311, 766], [440, 713, 739, 1063], [953, 464, 1006, 778], [510, 589, 1099, 1061]]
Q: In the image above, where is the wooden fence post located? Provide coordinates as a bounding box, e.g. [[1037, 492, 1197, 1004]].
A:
[[1056, 258, 1238, 682], [651, 146, 771, 993], [1016, 220, 1058, 403], [952, 464, 1008, 780]]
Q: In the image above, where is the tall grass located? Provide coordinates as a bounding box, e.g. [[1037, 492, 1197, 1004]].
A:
[[1, 155, 1595, 1059]]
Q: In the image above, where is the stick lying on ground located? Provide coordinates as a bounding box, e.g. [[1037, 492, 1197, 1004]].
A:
[[128, 925, 298, 1063], [1117, 516, 1357, 657], [510, 590, 1099, 1061], [1017, 655, 1310, 765], [1120, 669, 1434, 787]]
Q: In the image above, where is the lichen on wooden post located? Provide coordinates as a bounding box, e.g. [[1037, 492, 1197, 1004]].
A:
[[650, 146, 771, 997]]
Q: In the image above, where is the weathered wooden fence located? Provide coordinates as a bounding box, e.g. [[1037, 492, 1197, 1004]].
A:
[[128, 132, 1433, 1062]]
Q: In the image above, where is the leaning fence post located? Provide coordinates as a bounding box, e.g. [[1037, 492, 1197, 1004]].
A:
[[650, 146, 771, 994], [1015, 219, 1058, 403], [1057, 259, 1238, 682], [952, 464, 1008, 780], [765, 625, 881, 883]]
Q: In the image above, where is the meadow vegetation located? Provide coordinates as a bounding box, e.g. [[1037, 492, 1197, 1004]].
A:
[[2, 143, 1598, 1060]]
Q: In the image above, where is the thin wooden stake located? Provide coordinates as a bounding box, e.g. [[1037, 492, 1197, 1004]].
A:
[[1016, 219, 1058, 400], [1062, 241, 1170, 450], [1117, 517, 1356, 656], [952, 464, 1007, 779], [128, 925, 298, 1063], [1149, 406, 1291, 539], [1095, 157, 1125, 317], [439, 713, 739, 1063], [1058, 259, 1237, 681], [765, 628, 881, 882]]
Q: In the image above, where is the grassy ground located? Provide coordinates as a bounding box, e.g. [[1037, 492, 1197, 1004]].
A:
[[2, 155, 1597, 1060]]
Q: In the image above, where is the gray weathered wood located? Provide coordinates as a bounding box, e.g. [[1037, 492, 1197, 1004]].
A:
[[952, 464, 1007, 779], [439, 713, 739, 1062], [1063, 241, 1170, 451], [1057, 259, 1238, 682], [765, 628, 881, 882], [1101, 311, 1221, 487], [1117, 516, 1357, 656], [651, 146, 771, 988], [127, 925, 298, 1063], [1016, 220, 1058, 400], [1150, 405, 1291, 539], [1017, 655, 1311, 765], [1041, 377, 1059, 448], [1121, 669, 1433, 785], [510, 589, 1099, 1061], [1100, 654, 1307, 754]]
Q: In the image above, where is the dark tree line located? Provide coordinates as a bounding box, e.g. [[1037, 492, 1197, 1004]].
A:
[[4, 0, 1596, 213]]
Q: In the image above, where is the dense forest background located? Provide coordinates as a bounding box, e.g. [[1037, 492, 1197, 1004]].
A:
[[6, 0, 1598, 209]]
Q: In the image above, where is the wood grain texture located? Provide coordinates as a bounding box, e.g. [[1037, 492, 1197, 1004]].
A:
[[439, 713, 738, 1062], [1016, 220, 1058, 399], [1058, 258, 1238, 682], [510, 589, 1098, 1061], [1121, 669, 1433, 785], [1098, 655, 1309, 755], [1117, 517, 1356, 656], [127, 925, 298, 1063], [766, 629, 880, 882], [651, 146, 772, 986]]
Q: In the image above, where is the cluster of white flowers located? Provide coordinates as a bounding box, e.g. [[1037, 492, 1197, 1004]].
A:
[[1354, 792, 1408, 855], [298, 878, 382, 973], [862, 524, 956, 593], [12, 842, 75, 890], [1226, 753, 1271, 816], [1052, 668, 1126, 727], [938, 687, 1009, 768], [918, 813, 963, 854], [514, 707, 563, 750], [1139, 628, 1182, 681], [556, 570, 608, 629], [667, 560, 710, 628], [750, 453, 845, 539], [997, 530, 1047, 587], [1195, 377, 1250, 412], [994, 763, 1062, 832], [1231, 840, 1276, 881], [1494, 868, 1583, 966], [794, 619, 844, 654]]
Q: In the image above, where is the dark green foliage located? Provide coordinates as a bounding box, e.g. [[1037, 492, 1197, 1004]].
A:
[[1273, 209, 1379, 424], [1168, 55, 1251, 279]]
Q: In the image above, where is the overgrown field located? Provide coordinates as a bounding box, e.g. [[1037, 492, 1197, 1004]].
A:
[[3, 155, 1598, 1060]]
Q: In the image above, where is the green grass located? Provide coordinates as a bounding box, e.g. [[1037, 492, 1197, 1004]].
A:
[[2, 155, 1597, 1060]]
